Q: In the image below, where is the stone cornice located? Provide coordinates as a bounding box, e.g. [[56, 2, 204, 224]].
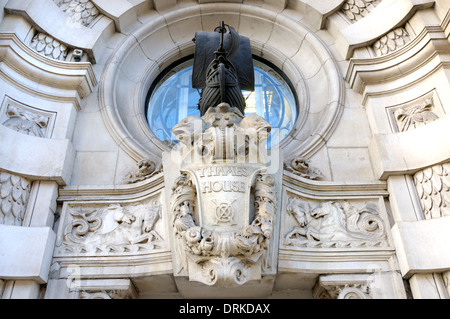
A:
[[4, 0, 114, 63], [339, 0, 435, 59], [283, 170, 389, 198], [345, 23, 450, 101], [0, 32, 97, 110], [57, 172, 164, 202]]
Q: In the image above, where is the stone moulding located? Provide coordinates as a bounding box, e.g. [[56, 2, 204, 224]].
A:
[[345, 23, 450, 99], [4, 0, 115, 63], [0, 33, 97, 110], [369, 115, 450, 180], [337, 0, 434, 59]]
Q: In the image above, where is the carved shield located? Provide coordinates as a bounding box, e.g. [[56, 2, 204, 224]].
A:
[[181, 163, 266, 233]]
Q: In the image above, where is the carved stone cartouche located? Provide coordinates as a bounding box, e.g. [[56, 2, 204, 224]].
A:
[[168, 103, 277, 287]]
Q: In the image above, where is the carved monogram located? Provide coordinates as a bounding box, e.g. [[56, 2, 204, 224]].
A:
[[284, 197, 387, 248]]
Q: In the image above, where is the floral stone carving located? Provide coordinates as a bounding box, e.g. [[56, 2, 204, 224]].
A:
[[394, 98, 439, 132], [165, 103, 279, 287], [284, 197, 387, 248], [56, 201, 162, 255], [2, 104, 50, 137]]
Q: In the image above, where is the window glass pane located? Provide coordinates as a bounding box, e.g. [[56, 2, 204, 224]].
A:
[[146, 58, 297, 148]]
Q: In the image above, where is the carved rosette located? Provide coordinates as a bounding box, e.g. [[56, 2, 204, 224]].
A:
[[168, 103, 278, 286]]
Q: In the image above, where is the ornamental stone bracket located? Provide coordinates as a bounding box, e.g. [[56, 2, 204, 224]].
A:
[[162, 103, 282, 298]]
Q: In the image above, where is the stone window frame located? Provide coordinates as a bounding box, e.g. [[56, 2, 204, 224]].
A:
[[99, 6, 344, 165]]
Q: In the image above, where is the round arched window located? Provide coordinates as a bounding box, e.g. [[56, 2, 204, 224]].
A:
[[146, 56, 298, 148]]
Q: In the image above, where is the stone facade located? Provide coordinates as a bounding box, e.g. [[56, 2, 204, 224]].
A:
[[0, 0, 449, 300]]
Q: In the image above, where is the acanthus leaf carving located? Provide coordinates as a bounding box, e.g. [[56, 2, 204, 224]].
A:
[[54, 0, 101, 27], [341, 0, 382, 23], [372, 27, 411, 56], [0, 171, 31, 226], [284, 197, 387, 248], [413, 162, 450, 219]]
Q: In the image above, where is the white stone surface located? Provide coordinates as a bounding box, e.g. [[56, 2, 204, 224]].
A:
[[0, 225, 56, 283], [369, 115, 450, 179], [0, 0, 449, 299], [0, 125, 74, 185], [392, 217, 450, 277]]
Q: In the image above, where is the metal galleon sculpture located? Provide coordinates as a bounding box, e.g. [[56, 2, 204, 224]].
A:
[[192, 21, 254, 116]]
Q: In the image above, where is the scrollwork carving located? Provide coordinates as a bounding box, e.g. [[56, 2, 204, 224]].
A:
[[168, 103, 278, 286], [284, 197, 387, 248], [284, 157, 325, 181], [317, 283, 371, 299], [59, 201, 163, 254], [30, 33, 69, 61], [171, 172, 276, 259], [123, 159, 162, 184]]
